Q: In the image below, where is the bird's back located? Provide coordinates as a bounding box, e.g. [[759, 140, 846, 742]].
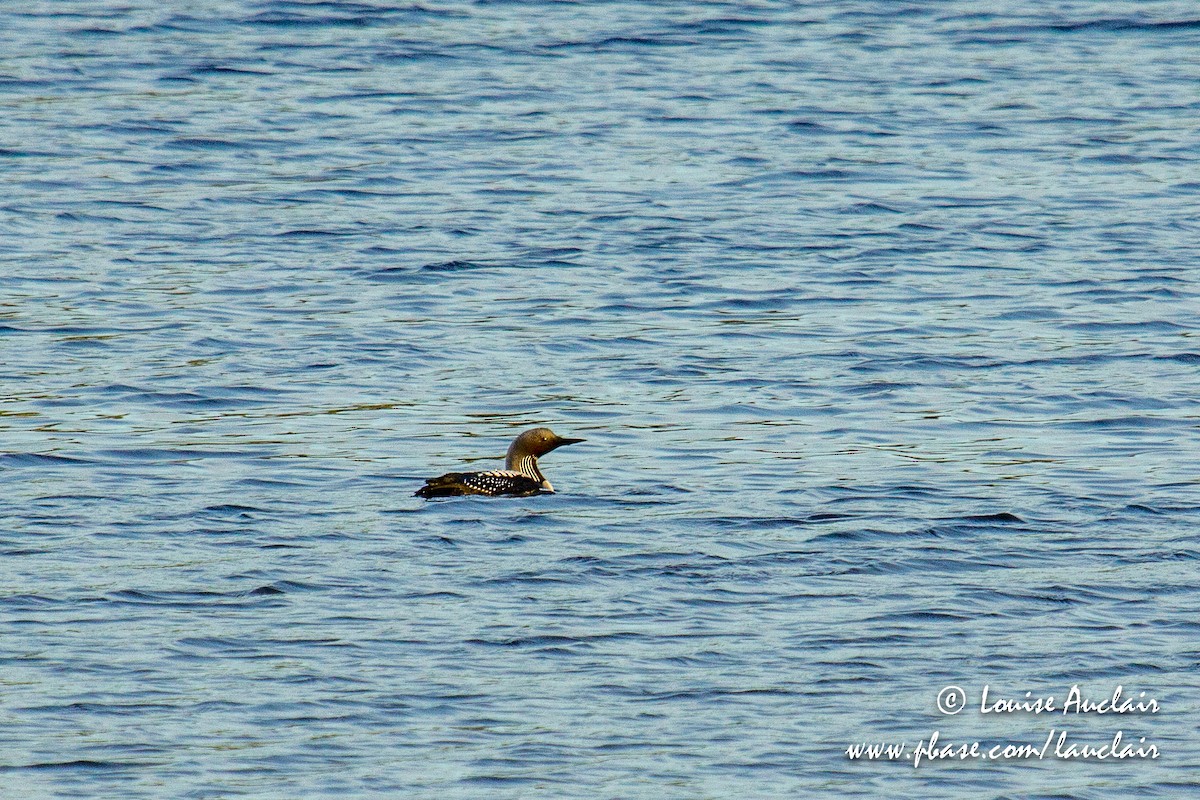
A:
[[414, 470, 545, 498]]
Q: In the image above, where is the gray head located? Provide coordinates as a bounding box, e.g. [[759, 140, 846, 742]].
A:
[[505, 427, 585, 469]]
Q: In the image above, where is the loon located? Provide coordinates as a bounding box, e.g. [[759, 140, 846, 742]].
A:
[[415, 427, 585, 498]]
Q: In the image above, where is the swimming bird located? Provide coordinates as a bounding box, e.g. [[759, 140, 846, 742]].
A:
[[415, 427, 585, 498]]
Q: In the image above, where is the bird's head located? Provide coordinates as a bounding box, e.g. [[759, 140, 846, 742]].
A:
[[507, 427, 585, 463]]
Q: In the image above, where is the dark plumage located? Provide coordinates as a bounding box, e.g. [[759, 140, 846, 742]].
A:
[[415, 427, 585, 498]]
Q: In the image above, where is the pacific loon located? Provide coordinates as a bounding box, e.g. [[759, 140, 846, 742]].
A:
[[415, 427, 584, 498]]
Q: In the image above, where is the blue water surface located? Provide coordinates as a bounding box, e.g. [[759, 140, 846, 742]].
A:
[[2, 1, 1199, 798]]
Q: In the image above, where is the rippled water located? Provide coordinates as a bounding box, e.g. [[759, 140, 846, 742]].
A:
[[3, 1, 1199, 797]]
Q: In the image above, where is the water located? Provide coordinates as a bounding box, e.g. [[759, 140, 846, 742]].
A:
[[3, 1, 1199, 797]]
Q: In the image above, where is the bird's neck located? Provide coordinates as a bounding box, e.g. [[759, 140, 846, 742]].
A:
[[507, 452, 544, 482]]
